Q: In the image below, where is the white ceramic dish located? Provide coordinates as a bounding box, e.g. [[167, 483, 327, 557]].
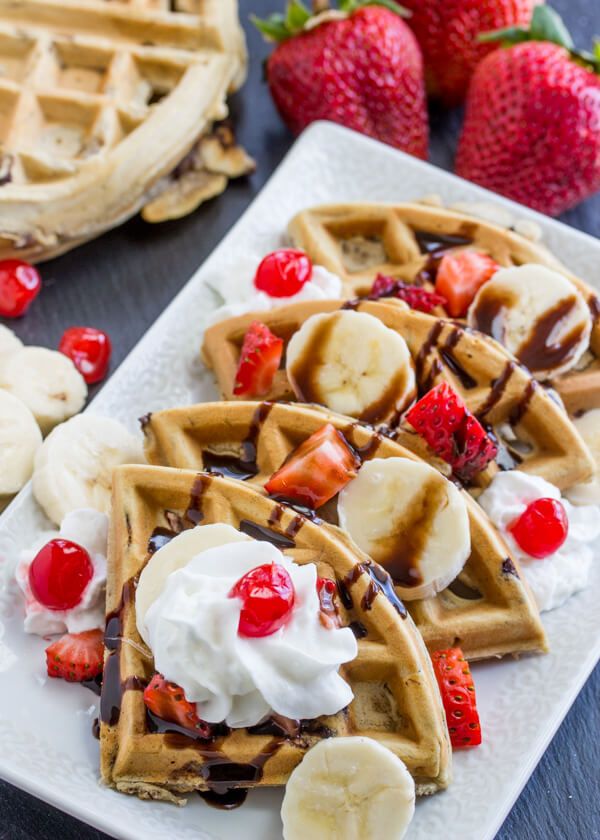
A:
[[1, 122, 599, 840]]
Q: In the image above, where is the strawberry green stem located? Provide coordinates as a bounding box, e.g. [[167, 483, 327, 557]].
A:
[[479, 5, 600, 75], [252, 0, 408, 43]]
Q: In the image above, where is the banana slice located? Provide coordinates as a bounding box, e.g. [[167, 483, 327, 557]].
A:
[[0, 390, 42, 495], [286, 311, 416, 423], [136, 524, 251, 641], [281, 736, 415, 840], [32, 414, 144, 524], [338, 457, 470, 600], [0, 347, 87, 434], [565, 409, 600, 506], [468, 265, 591, 379], [0, 325, 23, 359]]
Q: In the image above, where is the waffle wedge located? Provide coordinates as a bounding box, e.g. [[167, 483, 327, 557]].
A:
[[142, 401, 547, 661], [101, 464, 451, 801], [288, 203, 600, 415], [0, 0, 252, 261], [202, 299, 594, 492]]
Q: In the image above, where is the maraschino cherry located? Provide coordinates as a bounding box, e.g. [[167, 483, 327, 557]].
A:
[[0, 259, 41, 317], [509, 498, 569, 559], [28, 538, 94, 610], [58, 326, 112, 384], [229, 563, 295, 637], [254, 249, 312, 298]]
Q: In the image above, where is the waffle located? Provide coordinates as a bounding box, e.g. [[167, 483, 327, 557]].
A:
[[0, 0, 252, 261], [101, 464, 451, 802], [142, 401, 547, 661], [202, 299, 594, 492], [288, 203, 600, 415]]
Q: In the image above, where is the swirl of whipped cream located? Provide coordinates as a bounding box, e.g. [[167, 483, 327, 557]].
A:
[[16, 508, 108, 635], [139, 529, 357, 728], [479, 472, 600, 612], [206, 264, 343, 326]]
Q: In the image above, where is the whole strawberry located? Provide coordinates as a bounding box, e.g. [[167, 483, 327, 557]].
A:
[[401, 0, 536, 105], [253, 0, 428, 159], [455, 6, 600, 216]]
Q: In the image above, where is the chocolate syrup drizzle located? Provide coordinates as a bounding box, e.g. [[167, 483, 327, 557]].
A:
[[414, 230, 474, 255], [339, 562, 407, 619], [201, 402, 274, 481]]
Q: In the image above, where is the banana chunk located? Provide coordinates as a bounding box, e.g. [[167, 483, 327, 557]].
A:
[[286, 311, 416, 423], [468, 265, 591, 379], [281, 736, 415, 840], [565, 409, 600, 506], [338, 458, 470, 600], [32, 414, 144, 524], [0, 390, 42, 495], [0, 347, 87, 434]]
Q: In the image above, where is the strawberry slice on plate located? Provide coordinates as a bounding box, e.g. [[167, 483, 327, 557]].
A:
[[265, 423, 360, 509], [435, 251, 499, 317], [144, 673, 212, 736], [371, 274, 448, 314], [431, 647, 482, 749], [234, 321, 284, 398], [406, 382, 498, 482], [45, 629, 103, 682]]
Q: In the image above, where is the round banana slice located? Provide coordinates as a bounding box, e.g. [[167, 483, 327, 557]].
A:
[[136, 524, 251, 641], [32, 414, 144, 524], [565, 409, 600, 506], [0, 390, 42, 495], [0, 325, 23, 359], [286, 310, 416, 423], [338, 457, 470, 600], [468, 265, 591, 379], [281, 736, 415, 840], [0, 346, 87, 434]]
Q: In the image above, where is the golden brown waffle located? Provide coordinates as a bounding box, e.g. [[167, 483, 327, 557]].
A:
[[101, 464, 451, 801], [0, 0, 251, 261], [202, 299, 594, 492], [288, 203, 600, 414], [143, 401, 547, 661]]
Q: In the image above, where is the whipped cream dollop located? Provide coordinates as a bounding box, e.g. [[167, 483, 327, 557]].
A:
[[206, 264, 343, 326], [16, 508, 108, 635], [479, 472, 600, 612], [138, 526, 357, 728]]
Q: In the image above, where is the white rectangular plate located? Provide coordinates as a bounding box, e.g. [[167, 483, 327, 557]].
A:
[[1, 122, 599, 840]]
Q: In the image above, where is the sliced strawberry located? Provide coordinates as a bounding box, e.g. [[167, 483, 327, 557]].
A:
[[45, 629, 103, 683], [143, 673, 212, 736], [435, 251, 499, 317], [265, 423, 360, 509], [406, 382, 498, 481], [431, 647, 482, 749], [371, 274, 448, 314], [234, 321, 283, 398]]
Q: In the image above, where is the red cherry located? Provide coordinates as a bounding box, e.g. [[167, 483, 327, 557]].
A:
[[229, 563, 295, 637], [58, 326, 112, 384], [509, 498, 569, 559], [254, 249, 312, 298], [0, 259, 41, 318], [28, 538, 94, 611]]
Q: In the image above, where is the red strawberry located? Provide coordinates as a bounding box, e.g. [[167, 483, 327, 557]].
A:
[[234, 321, 283, 398], [402, 0, 535, 105], [405, 382, 498, 481], [143, 673, 213, 736], [435, 251, 499, 318], [456, 6, 600, 216], [45, 629, 104, 683], [265, 422, 360, 508], [253, 1, 428, 158], [431, 647, 482, 748], [370, 274, 448, 314]]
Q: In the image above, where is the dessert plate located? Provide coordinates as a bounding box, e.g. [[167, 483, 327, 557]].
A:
[[1, 122, 600, 840]]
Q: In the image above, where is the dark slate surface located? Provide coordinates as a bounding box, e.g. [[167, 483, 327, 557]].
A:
[[1, 1, 599, 838]]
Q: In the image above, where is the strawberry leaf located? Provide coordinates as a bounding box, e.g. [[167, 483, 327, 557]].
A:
[[529, 5, 574, 50], [285, 0, 312, 31], [253, 0, 409, 41], [251, 13, 290, 42], [339, 0, 409, 17]]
